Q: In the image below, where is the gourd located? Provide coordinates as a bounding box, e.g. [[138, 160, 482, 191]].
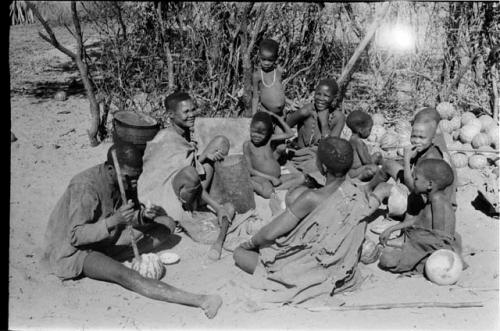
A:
[[450, 153, 468, 168], [372, 113, 386, 126], [450, 116, 462, 131], [487, 126, 499, 149], [468, 154, 488, 169], [130, 253, 165, 280], [388, 184, 409, 216], [367, 125, 386, 142], [394, 120, 412, 135], [461, 112, 477, 126], [438, 120, 454, 133], [379, 132, 399, 151], [478, 114, 494, 132], [360, 238, 380, 264], [425, 249, 463, 285], [471, 133, 491, 149], [54, 91, 67, 101], [468, 118, 482, 131], [436, 102, 456, 120], [459, 125, 480, 143]]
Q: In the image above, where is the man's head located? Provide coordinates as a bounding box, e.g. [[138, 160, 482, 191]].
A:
[[346, 110, 373, 138], [259, 39, 279, 72], [413, 159, 454, 194], [106, 142, 143, 190], [250, 111, 273, 146], [314, 79, 338, 111], [172, 166, 202, 206], [164, 91, 196, 131], [317, 136, 353, 177], [410, 121, 436, 152]]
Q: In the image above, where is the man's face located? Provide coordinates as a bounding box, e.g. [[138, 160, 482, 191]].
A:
[[410, 123, 434, 152], [314, 84, 335, 111], [172, 99, 196, 130], [120, 164, 142, 191], [259, 49, 277, 72]]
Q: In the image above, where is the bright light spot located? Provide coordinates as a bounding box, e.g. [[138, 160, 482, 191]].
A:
[[376, 23, 415, 52]]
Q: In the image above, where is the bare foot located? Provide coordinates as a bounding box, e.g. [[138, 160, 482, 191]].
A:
[[201, 295, 222, 319], [207, 247, 221, 261]]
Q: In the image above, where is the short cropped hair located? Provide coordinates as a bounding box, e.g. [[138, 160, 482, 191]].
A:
[[164, 91, 192, 113], [251, 111, 273, 133], [413, 107, 441, 126], [106, 142, 143, 169], [317, 137, 353, 176], [317, 79, 339, 96], [416, 159, 454, 190], [259, 39, 279, 58], [346, 110, 373, 133]]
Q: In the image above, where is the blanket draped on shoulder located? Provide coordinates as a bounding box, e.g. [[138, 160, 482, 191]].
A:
[[257, 179, 371, 304]]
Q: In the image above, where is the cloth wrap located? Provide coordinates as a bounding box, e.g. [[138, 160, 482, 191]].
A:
[[254, 179, 371, 304]]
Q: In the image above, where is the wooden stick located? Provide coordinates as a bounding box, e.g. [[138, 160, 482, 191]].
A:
[[383, 146, 499, 154], [207, 216, 230, 261], [111, 149, 141, 261], [304, 301, 483, 312]]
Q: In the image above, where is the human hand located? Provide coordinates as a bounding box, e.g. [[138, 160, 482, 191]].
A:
[[239, 237, 257, 250], [404, 145, 418, 160], [216, 205, 234, 225], [143, 201, 167, 220], [379, 227, 394, 246], [206, 148, 225, 162], [109, 199, 135, 227], [270, 177, 282, 187]]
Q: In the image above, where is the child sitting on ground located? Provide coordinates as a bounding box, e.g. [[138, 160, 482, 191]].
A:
[[346, 110, 383, 181], [378, 159, 462, 274], [243, 111, 303, 198], [252, 39, 286, 116], [287, 78, 346, 148], [364, 108, 444, 196]]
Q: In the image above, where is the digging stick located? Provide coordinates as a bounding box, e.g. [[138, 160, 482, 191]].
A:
[[111, 149, 141, 261], [208, 216, 230, 261], [304, 301, 483, 312], [383, 146, 499, 154]]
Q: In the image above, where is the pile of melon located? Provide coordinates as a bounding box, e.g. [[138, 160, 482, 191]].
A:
[[436, 102, 499, 170]]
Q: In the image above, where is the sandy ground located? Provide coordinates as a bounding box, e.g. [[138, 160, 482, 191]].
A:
[[9, 23, 499, 330]]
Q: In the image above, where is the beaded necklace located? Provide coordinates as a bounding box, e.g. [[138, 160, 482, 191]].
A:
[[260, 68, 276, 88]]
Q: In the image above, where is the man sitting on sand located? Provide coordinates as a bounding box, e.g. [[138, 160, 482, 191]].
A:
[[41, 143, 222, 319]]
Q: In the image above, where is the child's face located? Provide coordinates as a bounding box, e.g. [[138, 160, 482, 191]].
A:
[[172, 99, 196, 130], [314, 84, 335, 111], [259, 49, 277, 72], [359, 122, 373, 139], [412, 168, 431, 194], [410, 123, 434, 152], [250, 121, 271, 145]]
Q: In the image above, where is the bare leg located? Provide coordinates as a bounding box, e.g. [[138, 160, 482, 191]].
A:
[[233, 246, 259, 274], [251, 176, 274, 199], [285, 185, 308, 207], [83, 251, 222, 318]]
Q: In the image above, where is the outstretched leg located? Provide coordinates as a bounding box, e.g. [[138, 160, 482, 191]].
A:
[[233, 246, 259, 274], [83, 251, 222, 319]]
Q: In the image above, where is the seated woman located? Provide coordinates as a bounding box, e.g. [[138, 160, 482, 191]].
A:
[[138, 91, 233, 224], [232, 137, 386, 304]]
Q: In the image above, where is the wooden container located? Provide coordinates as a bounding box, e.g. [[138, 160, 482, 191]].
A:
[[113, 111, 159, 152], [210, 154, 255, 213]]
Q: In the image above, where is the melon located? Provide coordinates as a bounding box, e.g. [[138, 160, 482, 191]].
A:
[[487, 126, 499, 149], [368, 125, 386, 142], [447, 140, 462, 151], [468, 154, 488, 169], [372, 113, 386, 126], [459, 125, 480, 143], [360, 238, 380, 264], [450, 116, 462, 131], [436, 102, 456, 120], [387, 184, 409, 216], [130, 253, 165, 280], [380, 132, 400, 151], [438, 120, 454, 134], [424, 249, 463, 285], [461, 112, 477, 126], [478, 114, 494, 132], [468, 118, 482, 131], [471, 132, 491, 149], [450, 153, 468, 168]]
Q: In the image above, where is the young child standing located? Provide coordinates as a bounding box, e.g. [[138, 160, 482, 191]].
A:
[[243, 111, 303, 198], [251, 39, 286, 116], [286, 79, 346, 149], [346, 110, 383, 181], [378, 159, 462, 274]]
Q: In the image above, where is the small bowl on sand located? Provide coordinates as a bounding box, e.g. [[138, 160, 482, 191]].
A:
[[157, 251, 180, 265]]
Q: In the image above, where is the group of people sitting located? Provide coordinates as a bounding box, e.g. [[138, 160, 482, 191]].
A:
[[41, 38, 462, 319]]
